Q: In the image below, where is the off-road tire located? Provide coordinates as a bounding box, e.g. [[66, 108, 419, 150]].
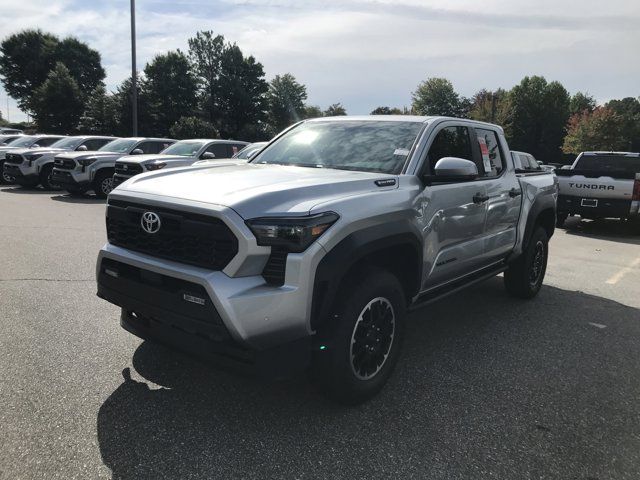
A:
[[504, 226, 548, 299], [312, 267, 406, 405]]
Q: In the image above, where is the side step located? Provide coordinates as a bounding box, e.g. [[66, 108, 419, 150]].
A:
[[410, 263, 507, 311]]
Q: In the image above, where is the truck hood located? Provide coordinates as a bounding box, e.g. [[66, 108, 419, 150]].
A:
[[117, 154, 192, 165], [9, 147, 67, 155], [116, 163, 397, 218], [56, 151, 124, 161]]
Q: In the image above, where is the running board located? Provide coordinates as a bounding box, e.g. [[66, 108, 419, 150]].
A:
[[410, 263, 507, 311]]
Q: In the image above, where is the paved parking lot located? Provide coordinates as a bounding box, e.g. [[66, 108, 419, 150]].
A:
[[1, 185, 639, 480]]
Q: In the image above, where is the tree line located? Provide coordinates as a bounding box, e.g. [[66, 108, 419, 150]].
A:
[[1, 29, 639, 160], [0, 29, 346, 141]]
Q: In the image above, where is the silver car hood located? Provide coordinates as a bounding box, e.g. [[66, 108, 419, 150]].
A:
[[117, 163, 396, 218], [9, 147, 66, 155], [56, 151, 124, 161]]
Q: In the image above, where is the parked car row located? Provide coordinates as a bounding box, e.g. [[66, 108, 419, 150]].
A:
[[1, 133, 266, 198]]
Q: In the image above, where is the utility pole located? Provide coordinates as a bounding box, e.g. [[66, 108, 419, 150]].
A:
[[130, 0, 138, 136]]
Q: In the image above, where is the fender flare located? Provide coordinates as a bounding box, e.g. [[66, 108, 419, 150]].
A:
[[311, 220, 422, 331], [522, 193, 556, 248]]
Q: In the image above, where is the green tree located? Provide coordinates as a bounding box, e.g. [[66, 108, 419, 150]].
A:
[[324, 103, 347, 116], [188, 31, 225, 124], [570, 92, 596, 115], [0, 30, 59, 111], [303, 105, 324, 118], [77, 84, 119, 134], [605, 97, 640, 151], [113, 76, 151, 136], [53, 37, 105, 97], [411, 77, 462, 117], [469, 89, 509, 122], [266, 73, 307, 133], [30, 63, 84, 133], [0, 29, 105, 114], [169, 116, 219, 139], [144, 50, 198, 136], [370, 106, 406, 115], [508, 76, 570, 162], [562, 107, 627, 154], [215, 44, 268, 138]]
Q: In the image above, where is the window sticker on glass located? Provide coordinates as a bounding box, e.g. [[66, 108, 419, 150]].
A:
[[393, 148, 410, 156], [477, 136, 492, 173]]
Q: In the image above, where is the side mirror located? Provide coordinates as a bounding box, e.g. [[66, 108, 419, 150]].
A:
[[76, 145, 88, 151], [131, 148, 144, 155], [31, 144, 40, 148], [200, 151, 215, 160], [433, 157, 478, 180]]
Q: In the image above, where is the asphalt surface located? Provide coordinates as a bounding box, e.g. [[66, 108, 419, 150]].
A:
[[1, 185, 640, 480]]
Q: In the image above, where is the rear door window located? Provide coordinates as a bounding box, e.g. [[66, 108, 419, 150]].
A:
[[425, 126, 474, 175], [575, 155, 640, 173], [474, 128, 505, 177], [204, 143, 230, 159]]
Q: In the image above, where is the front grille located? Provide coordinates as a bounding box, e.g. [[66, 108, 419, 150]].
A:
[[54, 157, 76, 169], [262, 247, 288, 285], [115, 162, 143, 175], [106, 200, 238, 270], [4, 153, 23, 164]]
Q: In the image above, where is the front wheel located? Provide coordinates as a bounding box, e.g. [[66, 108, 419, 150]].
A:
[[1, 163, 14, 184], [39, 164, 60, 190], [504, 226, 548, 299], [93, 170, 114, 199], [312, 267, 406, 405]]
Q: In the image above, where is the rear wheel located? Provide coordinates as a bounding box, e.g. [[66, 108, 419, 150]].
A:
[[504, 226, 548, 299], [312, 267, 406, 405], [93, 170, 114, 199]]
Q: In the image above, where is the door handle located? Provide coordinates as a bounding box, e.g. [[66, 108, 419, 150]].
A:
[[509, 188, 522, 198], [473, 193, 489, 204]]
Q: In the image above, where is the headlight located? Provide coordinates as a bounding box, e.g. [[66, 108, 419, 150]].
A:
[[145, 162, 166, 171], [246, 212, 339, 253], [78, 158, 97, 166], [25, 153, 43, 165]]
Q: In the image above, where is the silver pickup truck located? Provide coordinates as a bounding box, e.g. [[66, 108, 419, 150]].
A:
[[556, 151, 640, 226], [96, 116, 557, 403]]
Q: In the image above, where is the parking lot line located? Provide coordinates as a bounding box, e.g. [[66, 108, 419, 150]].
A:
[[605, 257, 640, 285]]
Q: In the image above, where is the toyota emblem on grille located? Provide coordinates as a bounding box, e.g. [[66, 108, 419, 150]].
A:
[[141, 212, 161, 234]]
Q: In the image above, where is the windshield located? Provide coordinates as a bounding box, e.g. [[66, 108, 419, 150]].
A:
[[235, 143, 267, 159], [161, 140, 206, 156], [50, 137, 83, 150], [99, 138, 137, 153], [5, 136, 37, 148], [252, 121, 423, 174], [575, 154, 640, 173]]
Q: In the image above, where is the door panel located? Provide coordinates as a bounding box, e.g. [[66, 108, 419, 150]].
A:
[[419, 182, 488, 289], [483, 174, 521, 260]]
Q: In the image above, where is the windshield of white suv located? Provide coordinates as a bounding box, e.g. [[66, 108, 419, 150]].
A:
[[160, 140, 207, 156], [5, 136, 39, 148], [251, 120, 423, 174], [49, 137, 83, 150], [99, 138, 137, 153]]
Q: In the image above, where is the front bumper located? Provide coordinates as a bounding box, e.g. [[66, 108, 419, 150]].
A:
[[112, 173, 135, 188], [51, 168, 90, 190], [96, 243, 321, 375], [3, 163, 38, 184], [558, 194, 636, 219]]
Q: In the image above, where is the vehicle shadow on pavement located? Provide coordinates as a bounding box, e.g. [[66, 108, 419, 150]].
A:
[[562, 216, 640, 245], [0, 186, 56, 195], [50, 194, 106, 204], [97, 278, 640, 480]]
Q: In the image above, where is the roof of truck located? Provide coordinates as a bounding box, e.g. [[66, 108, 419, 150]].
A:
[[313, 115, 504, 131], [581, 151, 639, 156]]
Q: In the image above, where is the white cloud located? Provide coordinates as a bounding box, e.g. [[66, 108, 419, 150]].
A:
[[1, 0, 639, 122]]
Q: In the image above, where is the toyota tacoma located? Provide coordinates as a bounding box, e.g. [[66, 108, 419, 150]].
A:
[[96, 116, 557, 403], [52, 137, 175, 198]]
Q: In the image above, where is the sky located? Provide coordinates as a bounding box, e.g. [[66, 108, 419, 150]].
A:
[[0, 0, 639, 123]]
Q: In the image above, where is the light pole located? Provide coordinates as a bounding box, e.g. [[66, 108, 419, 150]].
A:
[[130, 0, 138, 136]]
